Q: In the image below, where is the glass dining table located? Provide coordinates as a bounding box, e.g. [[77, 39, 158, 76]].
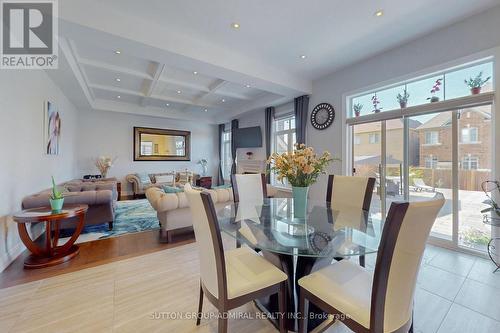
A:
[[216, 197, 383, 332]]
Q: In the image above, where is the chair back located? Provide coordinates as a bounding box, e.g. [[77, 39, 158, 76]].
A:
[[326, 175, 375, 211], [371, 194, 444, 332], [184, 184, 226, 300], [231, 173, 267, 203]]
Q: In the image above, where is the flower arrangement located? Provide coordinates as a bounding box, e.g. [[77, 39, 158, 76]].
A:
[[353, 103, 363, 117], [371, 95, 382, 113], [396, 89, 410, 108], [95, 156, 116, 178], [427, 79, 442, 102], [465, 72, 491, 95], [267, 143, 336, 187], [197, 159, 208, 176]]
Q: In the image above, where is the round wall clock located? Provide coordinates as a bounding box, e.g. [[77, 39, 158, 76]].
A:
[[310, 103, 335, 130]]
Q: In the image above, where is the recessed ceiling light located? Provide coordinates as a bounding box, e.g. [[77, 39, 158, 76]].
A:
[[221, 99, 226, 102], [231, 22, 240, 29], [193, 71, 198, 75], [115, 78, 121, 82], [114, 50, 121, 54], [204, 108, 208, 112], [375, 10, 384, 17], [300, 55, 307, 59], [166, 103, 170, 107], [117, 95, 121, 99], [177, 90, 181, 94], [245, 84, 251, 88]]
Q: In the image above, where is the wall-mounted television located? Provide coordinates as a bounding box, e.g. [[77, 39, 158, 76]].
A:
[[233, 126, 262, 148]]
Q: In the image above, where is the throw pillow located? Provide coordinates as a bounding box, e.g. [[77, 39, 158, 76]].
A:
[[163, 185, 183, 193], [156, 174, 174, 184], [135, 172, 151, 185]]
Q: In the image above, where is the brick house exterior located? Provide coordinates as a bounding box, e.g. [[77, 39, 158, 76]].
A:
[[417, 107, 492, 171]]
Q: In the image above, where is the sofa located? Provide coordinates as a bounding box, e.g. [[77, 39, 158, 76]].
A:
[[126, 171, 199, 199], [146, 186, 233, 242], [22, 178, 118, 230]]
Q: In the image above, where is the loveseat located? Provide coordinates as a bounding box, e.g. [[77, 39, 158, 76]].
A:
[[22, 178, 118, 229], [126, 171, 199, 199]]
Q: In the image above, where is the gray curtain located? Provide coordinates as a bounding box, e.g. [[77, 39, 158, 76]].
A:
[[230, 119, 239, 175], [295, 95, 310, 145], [218, 124, 225, 185], [265, 107, 275, 184]]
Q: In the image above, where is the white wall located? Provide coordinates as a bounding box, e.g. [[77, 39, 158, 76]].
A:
[[0, 70, 79, 272], [75, 110, 219, 194], [307, 5, 500, 201]]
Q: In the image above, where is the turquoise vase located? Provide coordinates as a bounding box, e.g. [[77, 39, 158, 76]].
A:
[[292, 186, 310, 219], [49, 198, 64, 212]]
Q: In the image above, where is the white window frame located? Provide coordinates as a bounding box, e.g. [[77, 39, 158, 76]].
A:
[[271, 114, 296, 187], [424, 131, 440, 145], [461, 127, 479, 143], [369, 133, 380, 144], [462, 155, 479, 170], [424, 155, 439, 169], [140, 141, 153, 155], [221, 129, 232, 182]]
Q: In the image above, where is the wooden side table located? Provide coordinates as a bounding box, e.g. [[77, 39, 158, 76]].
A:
[[13, 204, 88, 269], [196, 176, 212, 189]]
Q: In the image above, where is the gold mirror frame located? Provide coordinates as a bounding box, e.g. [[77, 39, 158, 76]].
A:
[[134, 127, 191, 161]]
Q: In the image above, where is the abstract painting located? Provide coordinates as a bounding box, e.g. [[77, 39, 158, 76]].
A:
[[45, 101, 61, 155]]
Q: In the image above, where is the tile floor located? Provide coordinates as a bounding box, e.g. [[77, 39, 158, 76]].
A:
[[0, 237, 499, 333]]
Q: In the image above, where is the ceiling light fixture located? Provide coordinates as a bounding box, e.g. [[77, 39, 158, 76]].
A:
[[374, 10, 384, 17], [221, 99, 225, 102], [204, 109, 208, 112], [166, 103, 170, 107], [193, 71, 198, 75], [115, 78, 121, 82], [245, 84, 251, 88], [231, 22, 240, 29], [300, 55, 307, 59], [177, 90, 181, 94], [117, 95, 121, 99], [114, 50, 121, 54]]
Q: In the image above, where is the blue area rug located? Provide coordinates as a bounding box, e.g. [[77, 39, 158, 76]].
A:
[[61, 199, 160, 242]]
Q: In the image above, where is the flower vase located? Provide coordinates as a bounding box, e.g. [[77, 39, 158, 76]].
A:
[[49, 198, 64, 212], [292, 186, 310, 219]]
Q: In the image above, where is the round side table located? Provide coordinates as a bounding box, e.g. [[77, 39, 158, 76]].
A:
[[13, 204, 88, 269], [483, 214, 500, 273]]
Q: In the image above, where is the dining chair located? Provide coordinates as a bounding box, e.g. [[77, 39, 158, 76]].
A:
[[184, 184, 288, 333], [326, 175, 376, 266], [231, 173, 267, 248], [297, 194, 445, 333]]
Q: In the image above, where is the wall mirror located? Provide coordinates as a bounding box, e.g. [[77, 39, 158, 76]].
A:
[[134, 127, 191, 161]]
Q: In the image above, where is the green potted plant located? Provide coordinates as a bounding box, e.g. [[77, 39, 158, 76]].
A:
[[353, 103, 363, 117], [396, 89, 409, 108], [427, 79, 442, 103], [464, 71, 491, 95], [50, 176, 64, 212], [371, 95, 382, 113]]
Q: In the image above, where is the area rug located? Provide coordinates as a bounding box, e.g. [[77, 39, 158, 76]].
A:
[[58, 199, 159, 245]]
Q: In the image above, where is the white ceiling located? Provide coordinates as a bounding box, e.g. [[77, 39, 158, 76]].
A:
[[55, 0, 500, 122]]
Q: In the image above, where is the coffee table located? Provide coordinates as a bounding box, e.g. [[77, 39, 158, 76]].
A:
[[13, 204, 88, 269]]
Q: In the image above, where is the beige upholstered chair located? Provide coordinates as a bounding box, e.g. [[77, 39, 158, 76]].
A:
[[327, 175, 375, 266], [184, 184, 288, 333], [230, 173, 268, 248], [298, 194, 445, 333]]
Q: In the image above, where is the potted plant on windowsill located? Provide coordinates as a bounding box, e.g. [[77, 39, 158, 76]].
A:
[[50, 176, 64, 212], [427, 79, 442, 103], [353, 103, 363, 117], [267, 144, 338, 218], [465, 72, 491, 95], [371, 95, 382, 113], [397, 89, 410, 108]]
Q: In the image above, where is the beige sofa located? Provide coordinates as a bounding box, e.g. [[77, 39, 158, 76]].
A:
[[146, 186, 232, 242], [126, 171, 199, 199]]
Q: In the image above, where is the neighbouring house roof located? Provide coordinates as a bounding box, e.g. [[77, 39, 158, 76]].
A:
[[354, 118, 421, 134], [417, 106, 492, 130]]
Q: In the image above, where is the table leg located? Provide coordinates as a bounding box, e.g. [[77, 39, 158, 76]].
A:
[[17, 222, 47, 256]]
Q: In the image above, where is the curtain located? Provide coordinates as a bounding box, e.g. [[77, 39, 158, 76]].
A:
[[230, 119, 239, 175], [295, 95, 310, 145], [218, 124, 225, 185], [265, 107, 275, 184]]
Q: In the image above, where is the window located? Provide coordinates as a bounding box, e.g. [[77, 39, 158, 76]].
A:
[[369, 133, 380, 144], [354, 135, 361, 145], [221, 130, 232, 181], [424, 131, 439, 145], [272, 115, 296, 186], [425, 155, 438, 169], [461, 127, 478, 143], [175, 139, 185, 156], [140, 141, 153, 155], [462, 155, 479, 170]]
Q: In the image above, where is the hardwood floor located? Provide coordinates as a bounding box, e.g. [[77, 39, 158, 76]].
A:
[[0, 229, 195, 289]]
